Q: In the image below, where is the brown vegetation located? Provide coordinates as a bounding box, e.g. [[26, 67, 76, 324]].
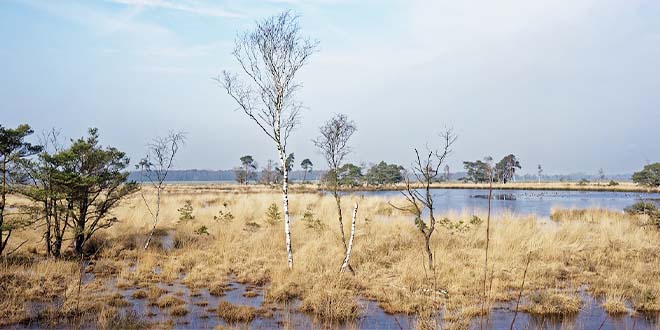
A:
[[2, 189, 660, 327]]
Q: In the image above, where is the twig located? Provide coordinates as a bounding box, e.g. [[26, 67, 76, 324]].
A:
[[480, 169, 494, 330], [5, 239, 28, 256], [510, 252, 531, 330]]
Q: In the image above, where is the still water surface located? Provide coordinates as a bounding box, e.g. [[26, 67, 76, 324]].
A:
[[356, 189, 660, 217]]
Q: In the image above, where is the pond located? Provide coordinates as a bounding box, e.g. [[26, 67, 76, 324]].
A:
[[355, 189, 660, 217]]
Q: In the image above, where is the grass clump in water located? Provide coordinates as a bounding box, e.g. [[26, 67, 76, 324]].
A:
[[522, 291, 582, 316], [216, 301, 257, 323]]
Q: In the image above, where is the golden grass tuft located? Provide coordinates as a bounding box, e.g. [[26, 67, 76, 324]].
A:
[[522, 291, 582, 316], [170, 305, 189, 316], [155, 295, 185, 308], [216, 301, 257, 323]]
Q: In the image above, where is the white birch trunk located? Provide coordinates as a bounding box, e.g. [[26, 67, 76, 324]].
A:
[[340, 202, 358, 273], [279, 149, 293, 269]]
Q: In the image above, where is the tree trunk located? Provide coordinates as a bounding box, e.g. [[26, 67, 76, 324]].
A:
[[424, 234, 433, 271], [52, 201, 63, 258], [74, 204, 87, 255], [340, 202, 358, 273], [333, 192, 347, 250], [0, 160, 6, 255], [144, 187, 162, 250], [280, 149, 293, 269], [44, 200, 52, 257]]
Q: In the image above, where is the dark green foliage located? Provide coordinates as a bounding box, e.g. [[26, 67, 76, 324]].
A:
[[577, 178, 590, 186], [625, 201, 660, 227], [276, 153, 295, 175], [470, 215, 483, 225], [30, 128, 137, 255], [365, 161, 404, 186], [607, 180, 619, 186], [300, 158, 313, 183], [214, 206, 234, 222], [414, 216, 428, 232], [495, 154, 521, 183], [301, 206, 325, 231], [323, 163, 363, 187], [195, 226, 210, 236], [235, 155, 257, 184], [632, 163, 660, 187], [265, 203, 281, 225], [625, 201, 660, 219], [0, 124, 43, 256], [178, 200, 194, 221], [461, 160, 491, 183]]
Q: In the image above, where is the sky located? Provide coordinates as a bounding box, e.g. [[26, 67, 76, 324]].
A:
[[1, 0, 659, 175]]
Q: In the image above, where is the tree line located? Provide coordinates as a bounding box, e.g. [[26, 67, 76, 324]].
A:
[[233, 153, 406, 187]]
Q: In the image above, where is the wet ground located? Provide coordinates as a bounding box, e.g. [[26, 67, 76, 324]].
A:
[[8, 233, 660, 330]]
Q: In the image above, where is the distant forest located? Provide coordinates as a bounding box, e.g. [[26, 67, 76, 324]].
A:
[[128, 169, 634, 183], [128, 169, 326, 182]]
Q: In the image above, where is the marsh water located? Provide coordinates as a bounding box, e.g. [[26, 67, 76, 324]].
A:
[[10, 190, 660, 330], [356, 188, 660, 217]]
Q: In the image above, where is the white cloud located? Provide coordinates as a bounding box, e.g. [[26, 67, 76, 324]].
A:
[[109, 0, 242, 17]]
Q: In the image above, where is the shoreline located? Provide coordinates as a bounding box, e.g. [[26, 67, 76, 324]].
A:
[[155, 181, 660, 194]]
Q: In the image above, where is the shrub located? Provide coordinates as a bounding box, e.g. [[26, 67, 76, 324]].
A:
[[301, 206, 325, 231], [625, 202, 659, 214], [577, 178, 590, 186], [194, 226, 210, 236], [214, 209, 234, 222], [469, 215, 483, 225], [632, 163, 660, 187], [264, 203, 281, 225], [625, 202, 660, 225], [607, 180, 619, 186], [177, 200, 194, 222]]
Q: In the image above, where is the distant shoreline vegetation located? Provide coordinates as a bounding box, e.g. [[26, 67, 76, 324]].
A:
[[128, 169, 635, 184]]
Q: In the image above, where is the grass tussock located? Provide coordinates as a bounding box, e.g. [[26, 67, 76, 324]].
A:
[[216, 301, 257, 323], [522, 291, 582, 316], [155, 295, 185, 308]]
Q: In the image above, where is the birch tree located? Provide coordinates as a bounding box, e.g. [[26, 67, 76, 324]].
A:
[[340, 202, 358, 273], [390, 129, 456, 271], [219, 11, 318, 269], [137, 132, 185, 250], [313, 113, 357, 273]]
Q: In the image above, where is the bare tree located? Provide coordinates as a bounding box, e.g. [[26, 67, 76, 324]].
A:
[[137, 132, 186, 250], [390, 129, 456, 271], [313, 113, 357, 273], [219, 11, 318, 269]]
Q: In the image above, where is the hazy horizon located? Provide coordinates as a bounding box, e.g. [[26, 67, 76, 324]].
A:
[[3, 0, 659, 175]]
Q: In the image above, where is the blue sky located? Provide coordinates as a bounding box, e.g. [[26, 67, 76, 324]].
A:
[[2, 0, 659, 174]]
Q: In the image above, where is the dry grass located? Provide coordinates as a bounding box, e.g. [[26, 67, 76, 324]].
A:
[[216, 301, 257, 323], [3, 187, 660, 326], [522, 291, 582, 316]]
